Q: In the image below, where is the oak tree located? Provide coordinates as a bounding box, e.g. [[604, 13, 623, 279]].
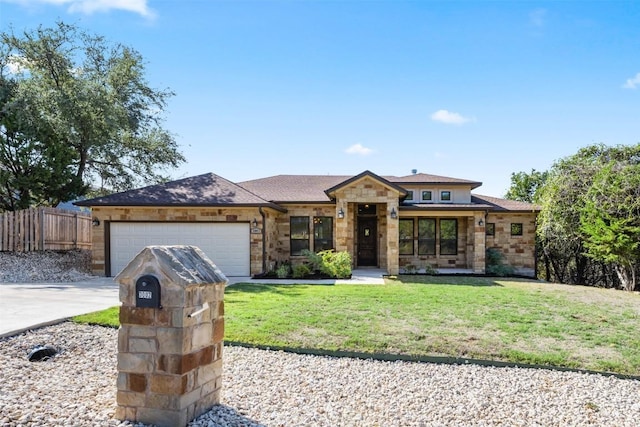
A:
[[0, 22, 184, 210]]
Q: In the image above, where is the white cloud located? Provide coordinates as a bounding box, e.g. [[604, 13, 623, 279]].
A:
[[430, 109, 475, 125], [6, 0, 155, 18], [622, 72, 640, 89], [345, 144, 373, 155], [529, 8, 547, 27]]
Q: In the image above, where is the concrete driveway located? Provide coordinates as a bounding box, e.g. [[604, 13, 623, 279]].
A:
[[0, 277, 119, 338]]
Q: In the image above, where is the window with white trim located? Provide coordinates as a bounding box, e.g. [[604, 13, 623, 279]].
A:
[[421, 190, 433, 202]]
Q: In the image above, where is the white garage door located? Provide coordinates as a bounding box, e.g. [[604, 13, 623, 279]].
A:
[[110, 222, 250, 277]]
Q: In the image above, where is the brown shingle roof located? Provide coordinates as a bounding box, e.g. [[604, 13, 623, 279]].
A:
[[75, 173, 284, 210], [75, 171, 538, 214], [471, 194, 540, 212], [238, 175, 350, 202], [239, 171, 480, 203], [388, 173, 482, 189]]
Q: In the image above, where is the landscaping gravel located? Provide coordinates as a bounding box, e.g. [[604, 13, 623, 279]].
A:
[[1, 323, 639, 427], [0, 250, 94, 282]]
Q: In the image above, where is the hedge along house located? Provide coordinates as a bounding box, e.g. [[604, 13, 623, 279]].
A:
[[75, 170, 539, 278]]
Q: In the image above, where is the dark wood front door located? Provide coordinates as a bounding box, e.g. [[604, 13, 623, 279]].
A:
[[357, 217, 378, 266]]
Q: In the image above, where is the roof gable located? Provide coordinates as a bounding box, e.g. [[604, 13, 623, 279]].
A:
[[324, 170, 408, 199], [75, 173, 282, 209]]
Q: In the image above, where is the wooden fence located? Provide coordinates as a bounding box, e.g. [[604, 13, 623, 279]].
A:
[[0, 207, 92, 252]]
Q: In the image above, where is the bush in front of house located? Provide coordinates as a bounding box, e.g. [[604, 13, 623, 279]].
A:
[[402, 264, 419, 274], [321, 250, 352, 279], [301, 249, 352, 279], [276, 262, 291, 278], [486, 247, 516, 277], [423, 264, 438, 275], [292, 263, 312, 278]]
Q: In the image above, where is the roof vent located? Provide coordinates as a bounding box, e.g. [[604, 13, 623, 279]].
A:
[[411, 169, 417, 175]]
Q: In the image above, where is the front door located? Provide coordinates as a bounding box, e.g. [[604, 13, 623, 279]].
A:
[[357, 217, 378, 266]]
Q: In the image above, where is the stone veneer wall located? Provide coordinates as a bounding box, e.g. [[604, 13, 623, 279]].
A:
[[261, 208, 279, 273], [332, 176, 401, 274], [272, 204, 336, 266], [485, 212, 537, 269], [90, 207, 264, 276], [115, 246, 226, 427]]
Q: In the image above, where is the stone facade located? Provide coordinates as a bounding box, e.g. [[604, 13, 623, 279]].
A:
[[331, 176, 401, 275], [115, 246, 227, 427], [485, 212, 537, 271], [396, 211, 537, 274], [271, 204, 336, 267], [88, 186, 537, 278]]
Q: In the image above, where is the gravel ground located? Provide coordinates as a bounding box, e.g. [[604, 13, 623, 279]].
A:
[[1, 323, 639, 427], [0, 250, 94, 282]]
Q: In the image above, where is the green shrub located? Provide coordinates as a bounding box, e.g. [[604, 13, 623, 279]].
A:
[[327, 250, 352, 278], [423, 264, 438, 275], [301, 249, 352, 278], [276, 263, 291, 278], [301, 249, 323, 271], [292, 263, 312, 278], [402, 264, 418, 274], [486, 247, 516, 276]]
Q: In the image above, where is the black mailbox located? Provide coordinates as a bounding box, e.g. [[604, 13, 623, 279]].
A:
[[135, 275, 162, 308]]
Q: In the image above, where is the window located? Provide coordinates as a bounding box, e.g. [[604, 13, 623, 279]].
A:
[[313, 217, 333, 251], [440, 191, 451, 201], [399, 219, 414, 255], [405, 190, 415, 201], [511, 223, 523, 236], [290, 217, 309, 255], [486, 222, 495, 236], [440, 219, 458, 255], [418, 218, 436, 255], [421, 190, 433, 202]]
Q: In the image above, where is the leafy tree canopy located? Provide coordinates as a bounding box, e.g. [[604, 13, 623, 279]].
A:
[[537, 143, 640, 290], [580, 160, 640, 291], [0, 21, 185, 210], [504, 169, 548, 204]]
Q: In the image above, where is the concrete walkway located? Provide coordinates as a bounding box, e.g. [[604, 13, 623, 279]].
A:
[[0, 269, 387, 338], [226, 268, 387, 285]]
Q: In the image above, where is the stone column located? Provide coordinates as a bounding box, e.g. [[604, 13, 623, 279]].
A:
[[115, 245, 227, 427], [473, 212, 486, 273], [386, 202, 399, 275]]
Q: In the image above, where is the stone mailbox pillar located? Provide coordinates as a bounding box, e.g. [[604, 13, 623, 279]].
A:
[[114, 245, 227, 427]]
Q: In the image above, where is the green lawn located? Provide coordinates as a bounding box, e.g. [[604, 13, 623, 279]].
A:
[[74, 276, 640, 375]]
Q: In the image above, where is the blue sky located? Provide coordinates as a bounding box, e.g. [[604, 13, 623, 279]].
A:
[[2, 1, 639, 197]]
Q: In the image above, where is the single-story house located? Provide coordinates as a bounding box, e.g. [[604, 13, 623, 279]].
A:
[[75, 170, 539, 277]]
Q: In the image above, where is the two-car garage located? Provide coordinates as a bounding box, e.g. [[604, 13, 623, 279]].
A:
[[109, 222, 250, 277]]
